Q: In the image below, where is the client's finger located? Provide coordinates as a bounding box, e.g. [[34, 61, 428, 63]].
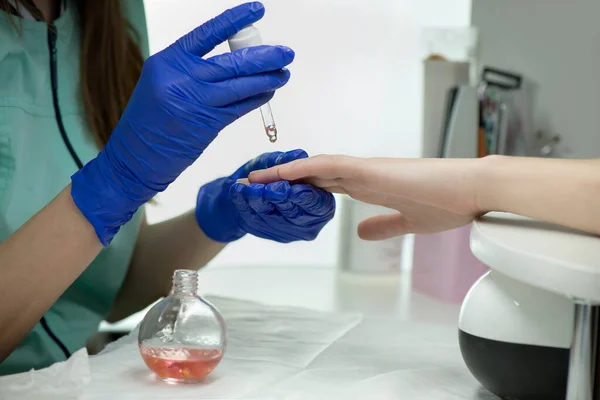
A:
[[248, 155, 362, 184], [357, 213, 411, 241], [248, 163, 288, 184]]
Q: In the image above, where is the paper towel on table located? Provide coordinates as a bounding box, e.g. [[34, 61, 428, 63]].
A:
[[85, 296, 493, 400], [252, 317, 497, 400], [0, 348, 90, 400], [87, 296, 362, 400]]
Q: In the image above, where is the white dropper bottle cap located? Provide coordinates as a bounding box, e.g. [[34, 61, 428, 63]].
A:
[[228, 25, 263, 51]]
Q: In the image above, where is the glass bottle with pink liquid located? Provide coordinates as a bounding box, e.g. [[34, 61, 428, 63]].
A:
[[138, 270, 227, 384]]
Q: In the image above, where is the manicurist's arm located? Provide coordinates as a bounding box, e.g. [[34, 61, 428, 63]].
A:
[[0, 186, 102, 360]]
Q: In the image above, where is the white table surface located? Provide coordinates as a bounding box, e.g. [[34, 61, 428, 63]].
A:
[[93, 266, 494, 399], [101, 265, 463, 332]]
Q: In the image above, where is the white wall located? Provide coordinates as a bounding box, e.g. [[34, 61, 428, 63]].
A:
[[143, 0, 471, 268], [472, 0, 600, 159]]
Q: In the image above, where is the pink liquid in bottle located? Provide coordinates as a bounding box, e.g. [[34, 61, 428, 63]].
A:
[[139, 344, 223, 383]]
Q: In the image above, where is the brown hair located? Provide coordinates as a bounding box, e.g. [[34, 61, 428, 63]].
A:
[[0, 0, 143, 148]]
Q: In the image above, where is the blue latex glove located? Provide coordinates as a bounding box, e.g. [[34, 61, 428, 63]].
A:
[[71, 3, 295, 245], [196, 150, 336, 243]]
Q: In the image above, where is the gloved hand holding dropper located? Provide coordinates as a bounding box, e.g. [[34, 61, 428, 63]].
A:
[[72, 2, 295, 245]]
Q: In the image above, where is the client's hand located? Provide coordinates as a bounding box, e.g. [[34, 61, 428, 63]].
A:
[[248, 155, 484, 240]]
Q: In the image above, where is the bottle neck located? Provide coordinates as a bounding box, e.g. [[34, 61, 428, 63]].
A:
[[170, 270, 198, 297]]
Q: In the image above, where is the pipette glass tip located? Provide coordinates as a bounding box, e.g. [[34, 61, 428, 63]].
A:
[[260, 102, 277, 143]]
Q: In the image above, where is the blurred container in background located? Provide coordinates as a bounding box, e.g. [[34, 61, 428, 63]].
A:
[[338, 196, 407, 275]]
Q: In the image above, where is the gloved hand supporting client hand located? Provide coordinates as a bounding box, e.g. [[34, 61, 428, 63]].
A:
[[196, 150, 336, 243]]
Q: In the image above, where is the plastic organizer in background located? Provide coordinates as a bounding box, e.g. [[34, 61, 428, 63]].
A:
[[412, 225, 488, 303]]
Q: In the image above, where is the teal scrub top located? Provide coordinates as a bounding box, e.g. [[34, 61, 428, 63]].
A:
[[0, 1, 150, 375]]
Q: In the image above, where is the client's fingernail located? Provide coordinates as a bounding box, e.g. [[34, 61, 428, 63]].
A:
[[247, 171, 260, 180], [236, 178, 250, 185]]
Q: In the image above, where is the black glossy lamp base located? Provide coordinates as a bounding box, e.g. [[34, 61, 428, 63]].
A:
[[459, 329, 569, 400]]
